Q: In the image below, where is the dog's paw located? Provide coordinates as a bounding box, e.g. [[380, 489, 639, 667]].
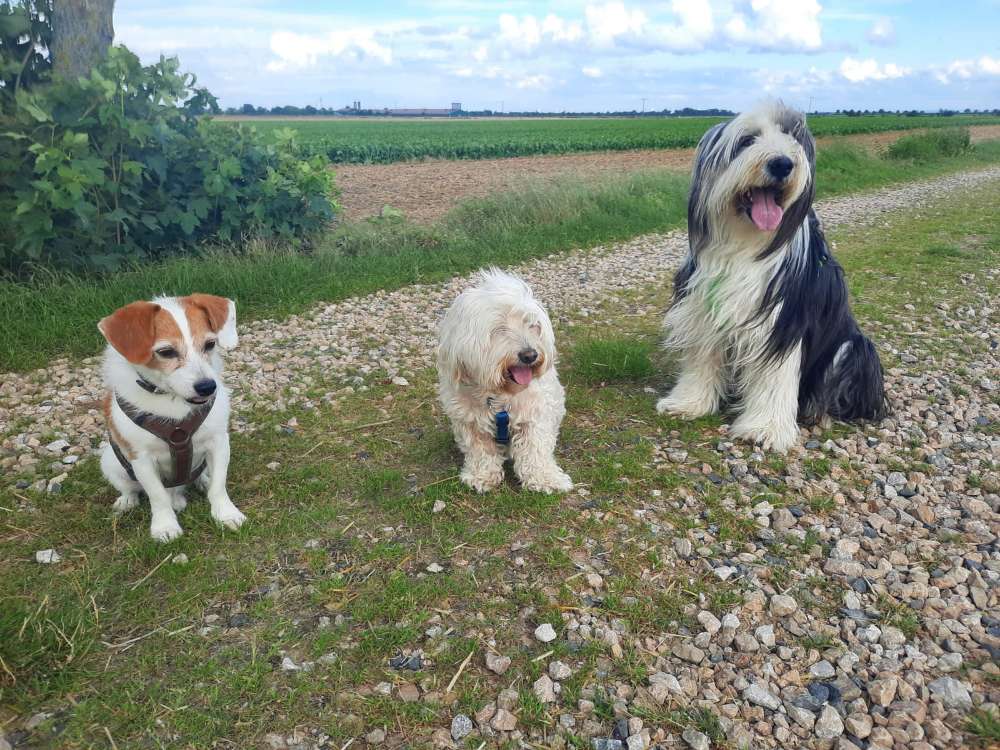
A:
[[521, 468, 574, 494], [656, 393, 716, 419], [171, 494, 187, 512], [460, 469, 503, 494], [112, 494, 139, 514], [730, 419, 799, 454], [150, 517, 184, 542], [212, 500, 246, 530]]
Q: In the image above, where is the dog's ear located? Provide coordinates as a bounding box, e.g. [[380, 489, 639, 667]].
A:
[[688, 121, 728, 254], [98, 301, 162, 364], [183, 293, 238, 349]]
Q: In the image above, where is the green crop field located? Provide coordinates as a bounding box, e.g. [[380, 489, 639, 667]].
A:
[[227, 114, 1000, 164]]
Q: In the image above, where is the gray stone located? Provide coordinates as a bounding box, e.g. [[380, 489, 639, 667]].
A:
[[844, 712, 872, 739], [672, 642, 705, 664], [674, 538, 693, 558], [879, 626, 906, 649], [682, 729, 710, 750], [451, 714, 473, 741], [697, 610, 722, 635], [815, 705, 845, 739], [786, 702, 816, 730], [491, 708, 517, 731], [743, 683, 781, 710], [534, 674, 556, 703], [485, 651, 511, 675], [549, 660, 573, 680], [770, 594, 799, 617], [809, 660, 836, 679], [534, 623, 557, 642], [928, 677, 973, 710]]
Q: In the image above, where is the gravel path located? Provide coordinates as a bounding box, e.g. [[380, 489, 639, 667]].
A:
[[3, 166, 1000, 491]]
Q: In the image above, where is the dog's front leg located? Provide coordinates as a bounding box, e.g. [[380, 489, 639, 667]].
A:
[[731, 344, 802, 453], [657, 346, 724, 418], [457, 425, 505, 493], [204, 433, 246, 530], [511, 422, 572, 495], [130, 456, 184, 542]]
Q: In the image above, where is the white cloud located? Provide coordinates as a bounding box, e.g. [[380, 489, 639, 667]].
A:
[[839, 57, 909, 83], [542, 13, 585, 44], [266, 29, 392, 72], [585, 2, 648, 47], [933, 55, 1000, 83], [516, 74, 552, 90], [582, 66, 603, 78], [866, 17, 895, 46], [498, 13, 542, 52], [725, 0, 823, 52]]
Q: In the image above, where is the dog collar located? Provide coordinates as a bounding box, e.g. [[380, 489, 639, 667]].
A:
[[487, 397, 511, 445], [135, 374, 166, 395]]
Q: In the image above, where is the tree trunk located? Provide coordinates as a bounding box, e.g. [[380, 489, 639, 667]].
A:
[[50, 0, 115, 80]]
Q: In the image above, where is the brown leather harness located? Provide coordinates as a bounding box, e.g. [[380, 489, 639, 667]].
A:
[[111, 393, 215, 488]]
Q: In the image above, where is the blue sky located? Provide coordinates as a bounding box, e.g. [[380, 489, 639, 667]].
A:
[[115, 1, 1000, 112]]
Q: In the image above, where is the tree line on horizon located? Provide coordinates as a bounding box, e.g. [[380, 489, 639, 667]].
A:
[[225, 103, 1000, 118]]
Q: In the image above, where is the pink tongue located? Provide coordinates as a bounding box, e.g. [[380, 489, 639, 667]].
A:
[[510, 365, 533, 385], [750, 188, 783, 231]]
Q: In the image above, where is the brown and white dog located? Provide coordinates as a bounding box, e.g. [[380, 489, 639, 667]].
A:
[[98, 294, 246, 542]]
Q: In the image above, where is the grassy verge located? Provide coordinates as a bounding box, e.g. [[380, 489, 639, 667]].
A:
[[2, 138, 1000, 372], [1, 181, 997, 747]]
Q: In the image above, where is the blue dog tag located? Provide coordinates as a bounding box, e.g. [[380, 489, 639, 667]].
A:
[[494, 410, 510, 444]]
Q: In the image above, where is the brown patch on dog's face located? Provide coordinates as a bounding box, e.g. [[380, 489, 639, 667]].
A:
[[97, 301, 187, 369], [180, 294, 230, 356]]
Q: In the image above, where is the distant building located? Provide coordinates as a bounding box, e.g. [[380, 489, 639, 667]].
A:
[[379, 103, 463, 117]]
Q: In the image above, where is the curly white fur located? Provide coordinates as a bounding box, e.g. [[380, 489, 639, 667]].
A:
[[437, 269, 572, 494]]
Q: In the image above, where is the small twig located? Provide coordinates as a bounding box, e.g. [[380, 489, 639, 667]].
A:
[[104, 727, 119, 750], [130, 553, 173, 591], [340, 520, 356, 535], [353, 418, 395, 431], [301, 440, 327, 458], [446, 648, 475, 693], [531, 649, 554, 663], [416, 474, 459, 492], [0, 653, 15, 683], [339, 739, 355, 750]]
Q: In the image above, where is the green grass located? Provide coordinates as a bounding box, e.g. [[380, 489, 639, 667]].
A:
[[1, 184, 997, 746], [3, 139, 1000, 372], [233, 113, 1000, 164], [571, 338, 656, 384], [966, 709, 1000, 745]]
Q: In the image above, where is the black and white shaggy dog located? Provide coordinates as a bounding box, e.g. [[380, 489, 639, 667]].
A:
[[656, 100, 887, 452]]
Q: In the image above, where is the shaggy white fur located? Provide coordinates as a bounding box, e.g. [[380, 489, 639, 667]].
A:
[[437, 269, 572, 494]]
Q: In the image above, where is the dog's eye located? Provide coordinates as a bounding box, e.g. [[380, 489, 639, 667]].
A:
[[737, 134, 756, 152], [155, 347, 179, 359], [204, 340, 217, 352]]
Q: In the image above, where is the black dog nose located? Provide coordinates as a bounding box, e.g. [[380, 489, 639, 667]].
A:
[[768, 156, 794, 180], [194, 379, 217, 397], [518, 348, 538, 365]]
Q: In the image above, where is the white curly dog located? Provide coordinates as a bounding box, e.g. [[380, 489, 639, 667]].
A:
[[437, 269, 573, 494]]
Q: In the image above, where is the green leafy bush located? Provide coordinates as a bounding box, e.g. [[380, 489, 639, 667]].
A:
[[887, 127, 972, 161], [0, 0, 51, 102], [0, 46, 337, 273]]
